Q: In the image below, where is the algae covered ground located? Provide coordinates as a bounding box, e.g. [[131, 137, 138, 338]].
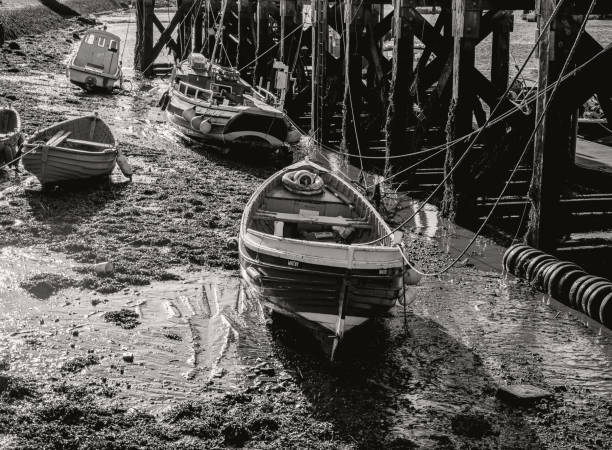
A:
[[0, 11, 611, 450]]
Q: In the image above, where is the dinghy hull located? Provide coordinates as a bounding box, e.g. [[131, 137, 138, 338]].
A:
[[22, 115, 118, 185], [239, 160, 419, 359]]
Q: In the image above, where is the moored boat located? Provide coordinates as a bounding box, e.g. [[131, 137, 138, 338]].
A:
[[21, 114, 127, 185], [239, 159, 420, 359], [67, 29, 122, 93], [164, 53, 301, 151], [0, 106, 22, 168]]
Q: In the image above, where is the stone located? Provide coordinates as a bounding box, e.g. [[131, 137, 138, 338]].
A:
[[7, 41, 20, 50], [122, 352, 134, 363], [497, 384, 552, 405]]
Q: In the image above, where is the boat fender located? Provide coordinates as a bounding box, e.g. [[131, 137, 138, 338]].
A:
[[199, 119, 212, 134], [281, 170, 324, 195], [182, 107, 197, 122], [286, 129, 301, 144], [190, 115, 203, 130], [158, 91, 170, 111], [85, 76, 97, 91], [116, 149, 133, 179], [246, 266, 262, 285]]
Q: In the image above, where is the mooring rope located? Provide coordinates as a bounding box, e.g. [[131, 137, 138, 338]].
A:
[[357, 0, 570, 248], [397, 0, 598, 277]]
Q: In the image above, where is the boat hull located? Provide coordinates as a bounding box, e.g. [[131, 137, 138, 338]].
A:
[[68, 66, 120, 92], [239, 238, 405, 357], [21, 115, 117, 185]]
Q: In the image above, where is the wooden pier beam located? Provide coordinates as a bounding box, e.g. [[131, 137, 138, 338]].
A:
[[442, 0, 481, 223], [384, 0, 415, 174], [342, 0, 364, 156], [194, 1, 204, 53], [491, 10, 513, 94], [134, 0, 156, 75], [312, 0, 329, 142], [526, 0, 579, 251], [177, 0, 194, 60]]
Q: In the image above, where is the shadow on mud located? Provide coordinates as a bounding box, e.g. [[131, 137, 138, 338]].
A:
[[270, 312, 544, 448], [24, 176, 130, 227]]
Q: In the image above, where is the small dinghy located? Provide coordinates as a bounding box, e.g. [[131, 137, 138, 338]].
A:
[[0, 106, 22, 168], [67, 29, 122, 92], [22, 115, 130, 185], [239, 159, 420, 359]]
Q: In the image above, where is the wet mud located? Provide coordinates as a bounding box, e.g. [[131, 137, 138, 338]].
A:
[[0, 10, 611, 450]]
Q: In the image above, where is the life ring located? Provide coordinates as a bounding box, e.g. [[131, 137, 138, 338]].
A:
[[282, 169, 324, 195]]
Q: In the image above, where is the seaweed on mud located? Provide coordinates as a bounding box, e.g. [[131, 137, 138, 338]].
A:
[[0, 374, 38, 402], [451, 412, 496, 438], [20, 273, 77, 299], [103, 309, 141, 329], [60, 355, 100, 373]]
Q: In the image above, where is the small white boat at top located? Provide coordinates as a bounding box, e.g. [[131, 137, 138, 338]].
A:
[[239, 159, 420, 359], [22, 114, 131, 185], [67, 29, 122, 92]]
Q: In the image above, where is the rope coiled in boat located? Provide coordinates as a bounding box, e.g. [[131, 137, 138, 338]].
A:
[[281, 170, 324, 196]]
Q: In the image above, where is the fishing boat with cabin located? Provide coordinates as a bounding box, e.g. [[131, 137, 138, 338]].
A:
[[164, 53, 300, 151], [239, 159, 420, 359], [21, 114, 132, 185], [67, 29, 122, 93]]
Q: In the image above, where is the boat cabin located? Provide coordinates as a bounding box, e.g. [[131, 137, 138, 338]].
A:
[[174, 53, 249, 106], [72, 30, 121, 79]]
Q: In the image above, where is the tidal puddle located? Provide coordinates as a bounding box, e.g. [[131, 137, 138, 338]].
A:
[[0, 247, 270, 411]]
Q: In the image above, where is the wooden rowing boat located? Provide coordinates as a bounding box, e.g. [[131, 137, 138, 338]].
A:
[[239, 159, 420, 359], [21, 115, 122, 185], [0, 106, 22, 168]]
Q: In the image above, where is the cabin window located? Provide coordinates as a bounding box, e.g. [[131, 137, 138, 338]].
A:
[[97, 37, 106, 47], [86, 34, 95, 45], [178, 83, 186, 94], [197, 90, 211, 101], [109, 40, 118, 52], [185, 86, 197, 97]]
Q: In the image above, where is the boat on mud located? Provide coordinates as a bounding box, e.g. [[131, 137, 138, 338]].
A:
[[67, 29, 122, 93], [21, 114, 129, 185], [0, 106, 22, 168], [239, 159, 420, 359], [163, 53, 301, 152]]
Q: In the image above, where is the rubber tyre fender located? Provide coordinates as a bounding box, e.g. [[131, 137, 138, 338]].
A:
[[556, 269, 588, 305], [598, 292, 612, 328], [503, 244, 531, 274], [585, 283, 612, 320], [578, 280, 610, 317], [525, 254, 556, 285], [531, 259, 560, 291], [85, 76, 97, 91], [545, 263, 583, 302], [575, 277, 609, 313], [514, 249, 545, 280], [568, 275, 595, 309]]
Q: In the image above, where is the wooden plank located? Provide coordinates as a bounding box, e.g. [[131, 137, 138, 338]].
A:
[[254, 210, 371, 228], [151, 14, 180, 56], [149, 0, 197, 67], [65, 138, 113, 149], [341, 0, 363, 155]]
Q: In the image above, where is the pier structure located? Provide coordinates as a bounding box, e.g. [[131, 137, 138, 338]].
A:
[[134, 0, 612, 257]]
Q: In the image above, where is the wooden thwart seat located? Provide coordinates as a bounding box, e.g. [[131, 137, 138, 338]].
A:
[[65, 138, 113, 149], [254, 209, 371, 229]]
